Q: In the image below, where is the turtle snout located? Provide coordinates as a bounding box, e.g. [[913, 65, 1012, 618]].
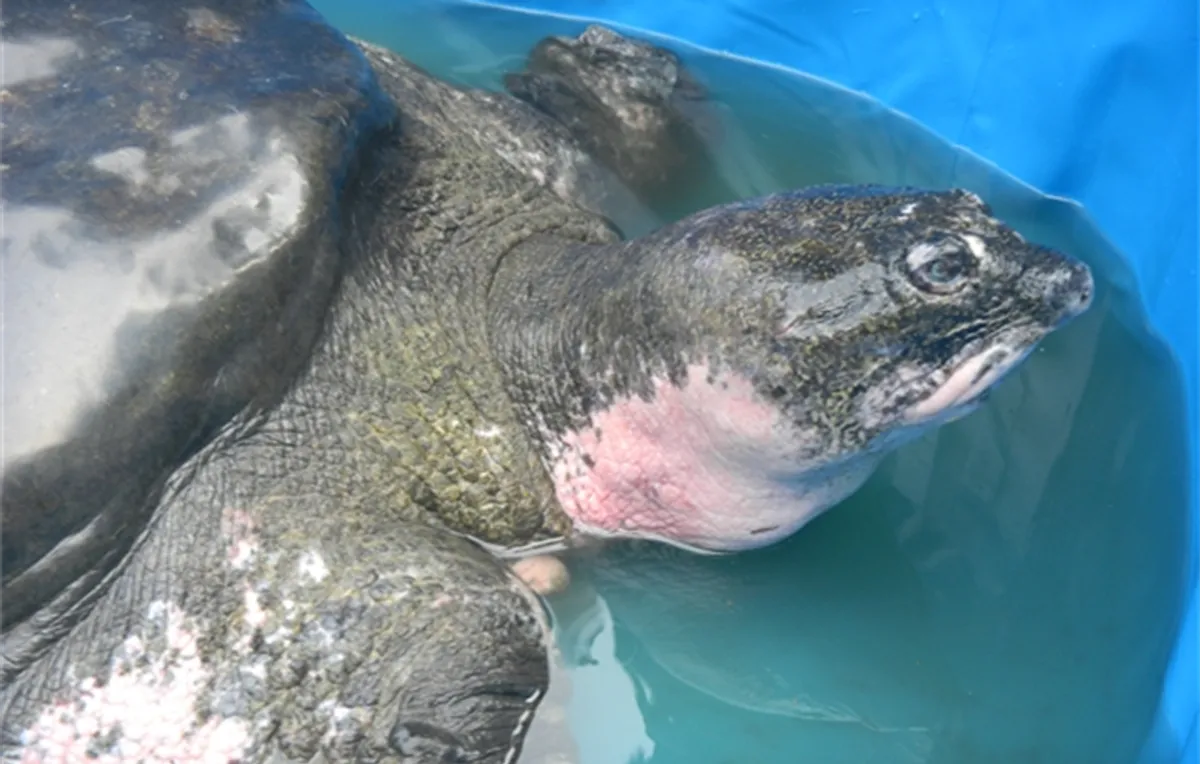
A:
[[1019, 248, 1095, 326], [1051, 259, 1099, 323], [1060, 260, 1095, 318]]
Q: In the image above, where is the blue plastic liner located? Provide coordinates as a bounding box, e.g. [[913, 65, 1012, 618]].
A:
[[463, 1, 1197, 759]]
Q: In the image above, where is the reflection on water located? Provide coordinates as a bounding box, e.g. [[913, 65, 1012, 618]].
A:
[[0, 36, 81, 86], [311, 2, 1189, 762]]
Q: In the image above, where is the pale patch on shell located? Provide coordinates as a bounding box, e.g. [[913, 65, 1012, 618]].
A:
[[316, 699, 355, 748], [232, 582, 267, 654], [17, 601, 250, 763], [219, 506, 258, 571], [297, 549, 330, 583]]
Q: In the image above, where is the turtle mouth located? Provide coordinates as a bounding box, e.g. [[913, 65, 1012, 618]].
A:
[[901, 338, 1032, 425]]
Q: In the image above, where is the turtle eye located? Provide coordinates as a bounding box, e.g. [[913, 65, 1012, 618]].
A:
[[590, 48, 619, 65], [905, 240, 976, 294]]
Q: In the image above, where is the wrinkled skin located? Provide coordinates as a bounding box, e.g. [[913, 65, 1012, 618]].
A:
[[0, 1, 1093, 762], [490, 186, 1093, 552]]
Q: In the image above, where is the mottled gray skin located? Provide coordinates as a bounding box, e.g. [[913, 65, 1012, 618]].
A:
[[491, 186, 1093, 485], [1, 1, 1093, 762]]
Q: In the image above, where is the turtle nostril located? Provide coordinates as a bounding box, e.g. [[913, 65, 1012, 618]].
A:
[[1065, 263, 1095, 316]]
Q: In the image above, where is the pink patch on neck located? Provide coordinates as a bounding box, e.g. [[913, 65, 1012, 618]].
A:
[[548, 362, 876, 552]]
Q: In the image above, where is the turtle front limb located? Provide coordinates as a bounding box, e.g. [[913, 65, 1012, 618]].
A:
[[1, 464, 552, 764], [503, 25, 719, 203]]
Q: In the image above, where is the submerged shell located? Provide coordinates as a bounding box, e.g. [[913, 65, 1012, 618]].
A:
[[1, 0, 394, 642]]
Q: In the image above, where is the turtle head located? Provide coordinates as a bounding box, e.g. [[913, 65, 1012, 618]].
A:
[[491, 185, 1093, 553], [667, 185, 1095, 448], [504, 25, 712, 194]]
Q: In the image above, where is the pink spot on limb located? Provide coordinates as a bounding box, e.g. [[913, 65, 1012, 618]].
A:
[[550, 361, 877, 552], [511, 555, 571, 596], [17, 602, 250, 763], [220, 507, 258, 571]]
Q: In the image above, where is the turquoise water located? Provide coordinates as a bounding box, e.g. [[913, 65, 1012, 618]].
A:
[[311, 2, 1191, 761]]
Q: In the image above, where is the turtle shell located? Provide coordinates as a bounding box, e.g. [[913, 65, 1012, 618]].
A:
[[0, 0, 394, 652]]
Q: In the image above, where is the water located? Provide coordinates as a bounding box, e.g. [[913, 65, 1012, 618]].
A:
[[310, 2, 1191, 761]]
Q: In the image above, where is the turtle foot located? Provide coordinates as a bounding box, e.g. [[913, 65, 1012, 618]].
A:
[[504, 25, 718, 198]]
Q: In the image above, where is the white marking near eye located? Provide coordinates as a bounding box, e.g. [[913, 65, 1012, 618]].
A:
[[963, 234, 989, 260], [905, 241, 943, 270]]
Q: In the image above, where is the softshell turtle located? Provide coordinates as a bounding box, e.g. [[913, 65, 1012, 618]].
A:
[[0, 0, 1094, 761]]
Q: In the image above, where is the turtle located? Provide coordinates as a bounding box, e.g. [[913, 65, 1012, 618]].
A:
[[0, 0, 1094, 761]]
